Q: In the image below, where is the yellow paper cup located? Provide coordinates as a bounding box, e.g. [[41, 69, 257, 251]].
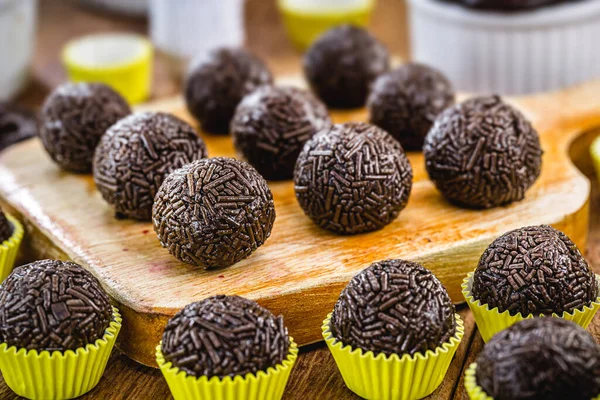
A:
[[462, 271, 600, 342], [590, 135, 600, 182], [0, 307, 122, 400], [62, 33, 152, 105], [156, 338, 298, 400], [322, 313, 464, 400], [0, 213, 24, 283]]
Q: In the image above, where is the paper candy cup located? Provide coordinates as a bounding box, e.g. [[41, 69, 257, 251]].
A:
[[0, 307, 122, 400], [462, 271, 600, 342], [156, 338, 298, 400], [0, 213, 24, 283], [322, 312, 464, 400]]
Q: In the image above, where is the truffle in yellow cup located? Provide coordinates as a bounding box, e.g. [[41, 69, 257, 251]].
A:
[[0, 212, 24, 282]]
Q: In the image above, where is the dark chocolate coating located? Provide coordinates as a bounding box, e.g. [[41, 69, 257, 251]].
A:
[[331, 260, 456, 356], [94, 112, 208, 221], [472, 225, 597, 316], [231, 86, 331, 180], [152, 157, 275, 268], [0, 206, 12, 243], [303, 25, 390, 109], [0, 103, 37, 152], [294, 122, 412, 235], [0, 259, 113, 352], [424, 95, 543, 209], [442, 0, 582, 11], [368, 63, 455, 151], [476, 318, 600, 400], [161, 295, 289, 378], [184, 47, 273, 134], [39, 82, 131, 173]]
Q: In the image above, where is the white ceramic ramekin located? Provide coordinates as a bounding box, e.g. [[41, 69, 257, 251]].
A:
[[408, 0, 600, 95]]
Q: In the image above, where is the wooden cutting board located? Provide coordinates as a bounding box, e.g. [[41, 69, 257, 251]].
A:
[[1, 77, 599, 367]]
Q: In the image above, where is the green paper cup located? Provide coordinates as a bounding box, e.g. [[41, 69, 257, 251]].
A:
[[0, 213, 24, 283]]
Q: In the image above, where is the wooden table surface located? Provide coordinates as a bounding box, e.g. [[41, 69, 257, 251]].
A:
[[2, 1, 599, 399]]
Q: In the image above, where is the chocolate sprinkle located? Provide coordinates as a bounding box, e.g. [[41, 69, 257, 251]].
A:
[[161, 295, 289, 378], [294, 122, 412, 235], [0, 103, 37, 152], [472, 225, 598, 316], [331, 260, 456, 356], [423, 95, 543, 208], [231, 85, 331, 180], [184, 47, 273, 134], [442, 0, 582, 11], [303, 25, 390, 109], [476, 318, 600, 400], [152, 157, 276, 268], [94, 112, 208, 221], [367, 63, 455, 151], [0, 260, 112, 352], [0, 206, 12, 243], [39, 82, 131, 173]]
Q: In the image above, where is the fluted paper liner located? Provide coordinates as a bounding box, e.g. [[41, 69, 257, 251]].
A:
[[0, 214, 24, 283], [465, 362, 600, 400], [462, 272, 600, 342], [0, 307, 122, 399], [322, 312, 464, 400], [156, 338, 298, 400]]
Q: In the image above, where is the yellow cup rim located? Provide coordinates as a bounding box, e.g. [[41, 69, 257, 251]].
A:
[[321, 312, 465, 362], [277, 0, 375, 16], [0, 214, 24, 251]]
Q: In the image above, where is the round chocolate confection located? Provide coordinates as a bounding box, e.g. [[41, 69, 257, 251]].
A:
[[94, 112, 208, 221], [39, 82, 130, 173], [442, 0, 581, 11], [231, 86, 332, 180], [0, 206, 12, 243], [0, 103, 37, 152], [476, 318, 600, 400], [367, 63, 455, 151], [303, 25, 390, 109], [423, 95, 543, 209], [184, 47, 273, 134], [472, 225, 598, 316], [152, 157, 275, 268], [331, 260, 456, 356], [294, 122, 412, 235], [0, 259, 112, 352], [161, 295, 289, 378]]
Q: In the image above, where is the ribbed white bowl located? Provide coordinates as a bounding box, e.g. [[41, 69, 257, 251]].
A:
[[408, 0, 600, 95]]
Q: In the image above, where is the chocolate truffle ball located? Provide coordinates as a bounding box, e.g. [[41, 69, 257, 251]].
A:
[[161, 295, 289, 378], [331, 260, 456, 356], [94, 112, 208, 221], [424, 95, 543, 208], [0, 207, 12, 243], [0, 259, 113, 352], [39, 82, 131, 173], [184, 47, 273, 134], [0, 103, 37, 152], [303, 25, 390, 109], [231, 86, 331, 180], [294, 122, 412, 235], [152, 157, 275, 268], [472, 225, 598, 316], [367, 63, 455, 151], [476, 318, 600, 400]]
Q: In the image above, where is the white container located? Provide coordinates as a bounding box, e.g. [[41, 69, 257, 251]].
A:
[[149, 0, 245, 77], [0, 0, 37, 101], [408, 0, 600, 95]]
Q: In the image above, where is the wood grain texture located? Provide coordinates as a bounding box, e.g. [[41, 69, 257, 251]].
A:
[[1, 79, 600, 366]]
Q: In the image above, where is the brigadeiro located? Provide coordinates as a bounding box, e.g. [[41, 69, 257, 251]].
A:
[[231, 85, 331, 180], [184, 47, 273, 134], [367, 63, 455, 151], [303, 25, 390, 109], [294, 122, 412, 235], [0, 206, 12, 243], [38, 82, 131, 173], [424, 95, 543, 208], [472, 225, 598, 317], [0, 259, 113, 352], [331, 260, 457, 356], [93, 112, 208, 221], [0, 103, 37, 152], [152, 157, 275, 268], [160, 295, 290, 378], [472, 318, 600, 400]]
